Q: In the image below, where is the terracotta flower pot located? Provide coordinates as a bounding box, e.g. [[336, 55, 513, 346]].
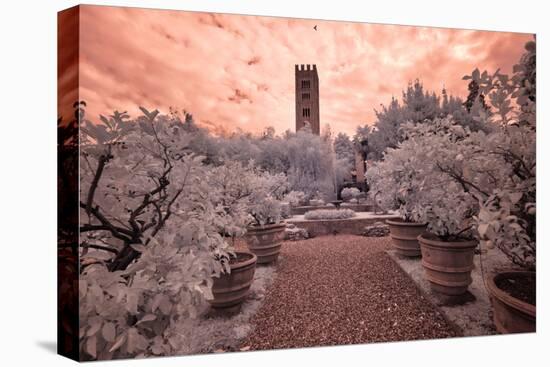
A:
[[418, 234, 477, 296], [208, 251, 257, 313], [487, 271, 536, 334], [386, 219, 427, 257], [246, 222, 286, 264]]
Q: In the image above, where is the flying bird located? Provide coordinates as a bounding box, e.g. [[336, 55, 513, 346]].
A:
[[314, 25, 317, 31]]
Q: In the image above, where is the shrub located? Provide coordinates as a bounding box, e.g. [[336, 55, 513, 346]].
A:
[[283, 190, 306, 206], [304, 209, 356, 220], [197, 122, 337, 200], [209, 161, 290, 227], [466, 39, 536, 269], [280, 202, 292, 218], [341, 187, 360, 201], [366, 130, 435, 223], [209, 160, 258, 237], [247, 171, 289, 226], [78, 107, 268, 359], [366, 37, 536, 271], [393, 117, 482, 239], [309, 199, 325, 206]]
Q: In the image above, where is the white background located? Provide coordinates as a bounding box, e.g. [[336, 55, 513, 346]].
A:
[[0, 0, 547, 366]]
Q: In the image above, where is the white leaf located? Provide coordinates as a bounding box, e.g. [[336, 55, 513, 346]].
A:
[[509, 192, 523, 205], [109, 333, 126, 353], [101, 322, 116, 342], [130, 244, 146, 253], [136, 314, 157, 325], [478, 223, 489, 239], [159, 297, 171, 315], [86, 321, 102, 337], [86, 335, 97, 358], [151, 294, 164, 312]]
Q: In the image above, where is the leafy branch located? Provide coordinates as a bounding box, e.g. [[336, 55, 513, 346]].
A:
[[79, 107, 187, 272]]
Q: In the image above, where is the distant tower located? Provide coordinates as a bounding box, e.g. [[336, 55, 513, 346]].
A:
[[295, 64, 320, 135]]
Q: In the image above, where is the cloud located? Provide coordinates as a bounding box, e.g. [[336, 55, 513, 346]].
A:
[[247, 56, 261, 66], [70, 5, 533, 136], [228, 89, 253, 104], [57, 6, 80, 124]]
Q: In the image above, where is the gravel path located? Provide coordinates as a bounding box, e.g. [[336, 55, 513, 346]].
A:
[[243, 235, 457, 350]]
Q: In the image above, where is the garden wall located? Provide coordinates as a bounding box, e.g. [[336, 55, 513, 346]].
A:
[[290, 203, 374, 215], [287, 213, 398, 237]]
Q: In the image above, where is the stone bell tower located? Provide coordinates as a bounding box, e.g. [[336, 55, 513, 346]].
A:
[[295, 64, 320, 135]]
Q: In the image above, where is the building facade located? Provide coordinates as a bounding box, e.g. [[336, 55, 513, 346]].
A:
[[295, 64, 320, 135]]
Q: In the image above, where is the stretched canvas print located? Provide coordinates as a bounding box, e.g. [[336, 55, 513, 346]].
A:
[[57, 4, 536, 362]]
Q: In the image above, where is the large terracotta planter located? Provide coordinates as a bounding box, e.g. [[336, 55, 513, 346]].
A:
[[208, 251, 257, 313], [418, 234, 477, 295], [386, 219, 427, 257], [487, 271, 536, 334], [246, 222, 286, 264]]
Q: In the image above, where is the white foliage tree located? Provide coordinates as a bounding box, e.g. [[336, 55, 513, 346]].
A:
[[78, 107, 239, 360], [367, 37, 535, 268], [333, 132, 355, 170]]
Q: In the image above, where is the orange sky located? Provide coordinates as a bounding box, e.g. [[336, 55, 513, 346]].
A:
[[60, 5, 532, 136]]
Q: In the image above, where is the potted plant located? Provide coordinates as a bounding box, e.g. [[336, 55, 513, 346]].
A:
[[204, 161, 265, 313], [399, 110, 534, 300], [208, 251, 258, 314], [470, 39, 536, 333], [247, 196, 286, 264], [379, 117, 483, 295], [479, 129, 536, 334], [366, 149, 427, 257], [486, 270, 534, 334], [78, 107, 240, 358], [405, 36, 535, 303], [415, 188, 479, 296], [473, 144, 536, 333], [387, 219, 428, 258], [245, 171, 288, 264]]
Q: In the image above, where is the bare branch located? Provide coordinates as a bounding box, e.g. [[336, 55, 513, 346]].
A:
[[79, 202, 134, 242], [81, 243, 119, 255], [436, 163, 490, 198], [85, 147, 111, 216]]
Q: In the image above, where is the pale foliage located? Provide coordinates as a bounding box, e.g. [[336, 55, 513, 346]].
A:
[[78, 108, 258, 360], [284, 129, 337, 200], [365, 38, 536, 268], [361, 79, 488, 161], [398, 117, 483, 238], [466, 39, 536, 269], [206, 159, 292, 227], [181, 122, 338, 200], [366, 117, 478, 234], [209, 161, 257, 237], [304, 208, 356, 220], [333, 132, 355, 169], [283, 190, 307, 207], [340, 187, 360, 202], [366, 137, 430, 223], [247, 171, 289, 226]]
